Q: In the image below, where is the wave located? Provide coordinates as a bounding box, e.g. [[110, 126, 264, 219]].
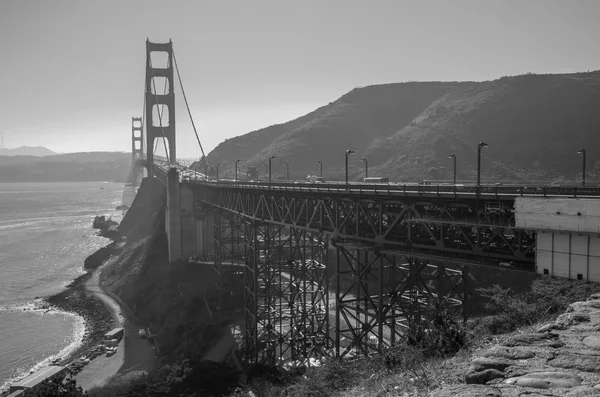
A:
[[0, 303, 86, 393]]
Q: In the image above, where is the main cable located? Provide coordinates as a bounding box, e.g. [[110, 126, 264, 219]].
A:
[[172, 47, 209, 166]]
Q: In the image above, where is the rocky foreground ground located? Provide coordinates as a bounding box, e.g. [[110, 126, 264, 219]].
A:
[[432, 294, 600, 397]]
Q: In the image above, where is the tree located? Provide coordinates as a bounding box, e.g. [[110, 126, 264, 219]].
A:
[[32, 374, 87, 397]]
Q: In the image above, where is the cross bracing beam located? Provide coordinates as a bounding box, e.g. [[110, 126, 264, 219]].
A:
[[198, 187, 535, 268]]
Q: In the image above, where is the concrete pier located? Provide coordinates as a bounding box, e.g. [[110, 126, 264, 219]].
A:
[[515, 197, 600, 281]]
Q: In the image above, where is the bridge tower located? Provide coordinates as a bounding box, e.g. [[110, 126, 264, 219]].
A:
[[145, 39, 176, 177], [131, 117, 144, 185]]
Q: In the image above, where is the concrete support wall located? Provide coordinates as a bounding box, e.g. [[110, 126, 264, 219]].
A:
[[515, 197, 600, 233], [166, 168, 182, 262], [166, 179, 214, 262], [536, 231, 600, 281]]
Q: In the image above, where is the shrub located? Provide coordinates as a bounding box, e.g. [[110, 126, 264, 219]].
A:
[[33, 374, 87, 397], [476, 277, 600, 334]]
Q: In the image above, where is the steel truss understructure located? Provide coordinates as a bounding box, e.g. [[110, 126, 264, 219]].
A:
[[200, 186, 535, 362]]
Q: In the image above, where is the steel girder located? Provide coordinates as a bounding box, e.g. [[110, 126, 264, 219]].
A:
[[242, 221, 331, 366], [333, 246, 465, 357], [197, 187, 535, 268], [213, 208, 245, 315], [198, 186, 531, 361]]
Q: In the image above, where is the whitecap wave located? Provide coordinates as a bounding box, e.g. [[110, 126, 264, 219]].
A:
[[0, 306, 86, 393]]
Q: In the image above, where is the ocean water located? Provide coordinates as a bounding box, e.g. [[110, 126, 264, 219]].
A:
[[0, 182, 131, 392]]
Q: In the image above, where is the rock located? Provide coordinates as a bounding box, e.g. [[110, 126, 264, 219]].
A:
[[583, 335, 600, 350], [470, 357, 514, 372], [587, 294, 600, 301], [556, 312, 591, 328], [430, 384, 502, 397], [568, 301, 600, 313], [483, 345, 535, 360], [537, 323, 567, 332], [549, 353, 600, 372], [504, 371, 582, 389], [465, 368, 505, 384], [503, 332, 561, 347]]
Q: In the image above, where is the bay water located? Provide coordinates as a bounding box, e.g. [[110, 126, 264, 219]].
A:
[[0, 182, 132, 392]]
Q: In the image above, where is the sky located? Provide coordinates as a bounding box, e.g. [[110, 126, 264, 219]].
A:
[[1, 0, 599, 157]]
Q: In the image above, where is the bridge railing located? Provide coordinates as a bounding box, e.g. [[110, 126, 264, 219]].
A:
[[151, 161, 600, 198]]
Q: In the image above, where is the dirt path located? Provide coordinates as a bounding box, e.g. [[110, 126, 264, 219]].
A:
[[73, 265, 156, 391]]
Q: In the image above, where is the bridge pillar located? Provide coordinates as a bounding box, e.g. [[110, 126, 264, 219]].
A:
[[131, 117, 143, 185], [145, 40, 176, 178], [166, 167, 182, 262]]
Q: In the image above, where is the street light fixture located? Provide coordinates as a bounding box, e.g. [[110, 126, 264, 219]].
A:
[[361, 157, 368, 178], [283, 162, 289, 181], [235, 159, 241, 182], [345, 149, 355, 185], [448, 154, 456, 185], [578, 149, 587, 186], [317, 160, 323, 177], [216, 163, 221, 181], [477, 142, 488, 187], [269, 155, 277, 184]]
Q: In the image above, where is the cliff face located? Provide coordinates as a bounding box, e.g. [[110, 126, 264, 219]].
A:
[[101, 177, 243, 360], [206, 71, 600, 183]]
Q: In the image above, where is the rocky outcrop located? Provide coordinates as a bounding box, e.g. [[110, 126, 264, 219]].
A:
[[437, 294, 600, 396], [83, 243, 116, 269], [93, 215, 119, 239]]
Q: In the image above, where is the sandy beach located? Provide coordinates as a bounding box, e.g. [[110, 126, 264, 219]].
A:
[[46, 259, 156, 392]]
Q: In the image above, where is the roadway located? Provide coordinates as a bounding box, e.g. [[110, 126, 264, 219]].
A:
[[150, 160, 600, 200]]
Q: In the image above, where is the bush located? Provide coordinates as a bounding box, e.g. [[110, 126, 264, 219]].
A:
[[33, 374, 87, 397], [476, 276, 600, 334]]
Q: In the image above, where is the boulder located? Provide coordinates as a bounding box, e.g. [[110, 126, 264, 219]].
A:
[[503, 332, 561, 347], [504, 371, 582, 389], [483, 345, 535, 360], [583, 335, 600, 350], [465, 368, 505, 384], [469, 357, 514, 373], [556, 312, 591, 328], [548, 353, 600, 372]]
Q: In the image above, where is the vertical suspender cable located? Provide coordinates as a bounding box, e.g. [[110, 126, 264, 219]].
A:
[[172, 47, 209, 166]]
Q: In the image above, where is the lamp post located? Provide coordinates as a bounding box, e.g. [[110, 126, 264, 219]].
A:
[[204, 164, 208, 178], [216, 163, 221, 181], [317, 160, 323, 177], [448, 154, 456, 185], [269, 155, 277, 184], [361, 157, 368, 178], [283, 162, 289, 181], [235, 159, 241, 182], [345, 149, 354, 185], [578, 148, 587, 186], [477, 142, 488, 186]]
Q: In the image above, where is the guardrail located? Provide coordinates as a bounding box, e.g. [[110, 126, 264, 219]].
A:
[[151, 161, 600, 199]]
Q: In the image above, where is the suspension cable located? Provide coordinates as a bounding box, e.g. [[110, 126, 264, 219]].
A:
[[147, 41, 170, 164], [172, 47, 209, 166]]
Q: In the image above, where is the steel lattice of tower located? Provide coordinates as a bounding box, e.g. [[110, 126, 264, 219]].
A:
[[145, 39, 176, 178]]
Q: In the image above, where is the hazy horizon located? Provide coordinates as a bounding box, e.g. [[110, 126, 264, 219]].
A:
[[2, 0, 599, 157]]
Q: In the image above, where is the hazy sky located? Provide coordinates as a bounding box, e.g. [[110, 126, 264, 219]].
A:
[[1, 0, 599, 157]]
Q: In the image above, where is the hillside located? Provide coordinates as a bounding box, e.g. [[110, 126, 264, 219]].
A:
[[0, 151, 131, 182], [0, 146, 57, 156], [205, 71, 600, 183]]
